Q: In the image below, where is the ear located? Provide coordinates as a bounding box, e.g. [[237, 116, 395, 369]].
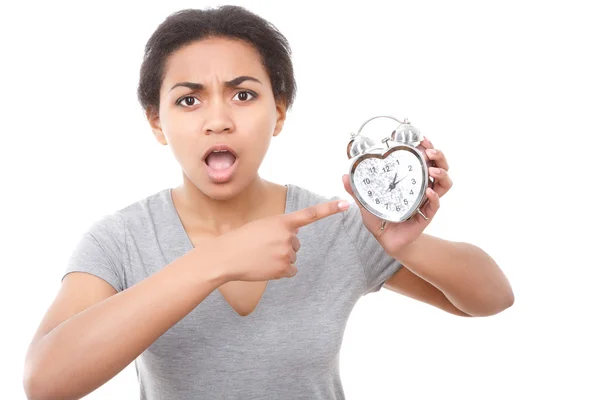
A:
[[146, 107, 168, 145], [272, 101, 287, 137]]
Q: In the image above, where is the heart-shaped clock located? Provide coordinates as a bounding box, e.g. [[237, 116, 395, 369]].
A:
[[346, 116, 435, 224]]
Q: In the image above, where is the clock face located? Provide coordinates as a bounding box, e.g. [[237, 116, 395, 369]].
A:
[[351, 147, 426, 222]]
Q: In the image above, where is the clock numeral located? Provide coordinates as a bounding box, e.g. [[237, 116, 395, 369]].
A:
[[396, 205, 401, 211], [385, 203, 391, 209], [411, 178, 416, 185], [363, 178, 371, 185], [369, 167, 376, 173], [396, 159, 400, 165], [403, 199, 409, 205], [368, 190, 373, 197], [375, 198, 380, 204], [382, 165, 391, 173], [410, 190, 414, 195], [408, 165, 413, 171]]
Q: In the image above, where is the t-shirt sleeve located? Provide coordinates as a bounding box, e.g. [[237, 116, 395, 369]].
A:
[[61, 212, 126, 292], [342, 202, 403, 295]]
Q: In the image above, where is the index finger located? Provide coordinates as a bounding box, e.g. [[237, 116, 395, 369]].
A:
[[284, 200, 349, 229]]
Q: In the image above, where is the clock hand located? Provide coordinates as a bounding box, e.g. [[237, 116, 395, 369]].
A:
[[389, 170, 409, 191], [395, 161, 410, 182], [388, 173, 398, 191], [396, 172, 409, 183]]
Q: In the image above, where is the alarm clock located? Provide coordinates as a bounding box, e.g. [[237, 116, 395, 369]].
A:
[[346, 116, 435, 228]]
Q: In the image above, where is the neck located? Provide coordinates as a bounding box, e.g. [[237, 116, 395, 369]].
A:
[[172, 174, 284, 236]]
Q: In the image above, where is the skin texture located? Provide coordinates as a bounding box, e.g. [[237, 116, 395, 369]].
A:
[[147, 37, 289, 235]]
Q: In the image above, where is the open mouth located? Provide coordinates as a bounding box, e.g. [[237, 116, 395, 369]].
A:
[[205, 150, 237, 170], [203, 145, 239, 183], [203, 145, 238, 170]]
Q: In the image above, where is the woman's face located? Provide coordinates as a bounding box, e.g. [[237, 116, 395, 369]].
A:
[[148, 37, 286, 200]]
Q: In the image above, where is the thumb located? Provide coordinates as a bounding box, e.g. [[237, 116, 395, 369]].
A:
[[342, 174, 382, 235], [342, 174, 361, 206]]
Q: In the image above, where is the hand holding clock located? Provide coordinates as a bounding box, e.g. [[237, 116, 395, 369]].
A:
[[343, 137, 453, 254]]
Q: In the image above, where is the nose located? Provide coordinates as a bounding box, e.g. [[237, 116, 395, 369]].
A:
[[203, 100, 234, 135]]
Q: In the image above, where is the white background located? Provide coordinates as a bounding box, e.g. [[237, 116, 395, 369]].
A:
[[1, 0, 598, 399]]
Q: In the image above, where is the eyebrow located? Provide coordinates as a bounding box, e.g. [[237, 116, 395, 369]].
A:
[[169, 76, 262, 92]]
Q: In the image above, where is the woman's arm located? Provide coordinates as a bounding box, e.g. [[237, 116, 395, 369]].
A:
[[23, 245, 227, 400], [385, 234, 514, 317]]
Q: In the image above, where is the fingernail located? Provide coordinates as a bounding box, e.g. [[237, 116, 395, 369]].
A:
[[338, 200, 349, 210], [427, 149, 436, 155], [431, 167, 440, 174]]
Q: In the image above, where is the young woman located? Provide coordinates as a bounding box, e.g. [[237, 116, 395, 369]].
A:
[[23, 6, 514, 400]]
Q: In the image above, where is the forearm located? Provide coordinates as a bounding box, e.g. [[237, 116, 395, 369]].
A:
[[24, 245, 227, 400], [392, 234, 514, 317]]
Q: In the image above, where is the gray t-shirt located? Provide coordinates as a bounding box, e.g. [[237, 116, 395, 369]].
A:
[[63, 183, 403, 399]]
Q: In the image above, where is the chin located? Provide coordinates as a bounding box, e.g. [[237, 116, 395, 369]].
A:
[[193, 175, 254, 202], [203, 183, 240, 201]]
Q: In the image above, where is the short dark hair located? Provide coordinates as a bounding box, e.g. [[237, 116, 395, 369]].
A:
[[137, 6, 297, 114]]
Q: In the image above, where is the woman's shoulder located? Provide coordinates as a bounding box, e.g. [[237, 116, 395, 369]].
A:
[[85, 187, 173, 237], [286, 183, 343, 207]]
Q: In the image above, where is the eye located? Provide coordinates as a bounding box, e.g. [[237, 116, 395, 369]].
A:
[[176, 96, 200, 107], [233, 90, 257, 102]]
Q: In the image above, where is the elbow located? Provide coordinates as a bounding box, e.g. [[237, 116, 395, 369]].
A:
[[493, 282, 515, 314], [23, 369, 47, 400], [23, 345, 49, 400], [23, 368, 65, 400], [500, 288, 515, 313], [23, 350, 39, 400], [23, 353, 60, 400], [504, 288, 515, 309], [471, 288, 515, 317], [471, 265, 515, 317]]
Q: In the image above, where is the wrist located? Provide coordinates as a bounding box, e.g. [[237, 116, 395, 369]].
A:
[[190, 239, 232, 286], [388, 234, 425, 264]]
